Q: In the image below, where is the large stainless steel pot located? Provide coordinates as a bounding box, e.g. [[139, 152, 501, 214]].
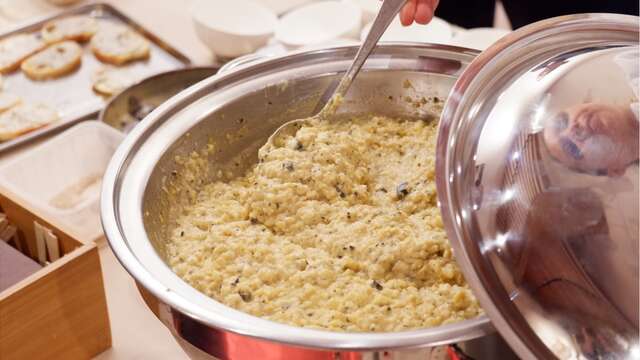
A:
[[101, 44, 509, 359]]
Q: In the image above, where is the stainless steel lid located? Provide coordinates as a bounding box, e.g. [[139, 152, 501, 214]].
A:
[[437, 13, 639, 359]]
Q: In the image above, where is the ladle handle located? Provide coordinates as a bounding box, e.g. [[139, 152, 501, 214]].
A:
[[333, 0, 408, 99]]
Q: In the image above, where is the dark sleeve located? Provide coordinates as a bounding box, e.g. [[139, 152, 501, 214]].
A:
[[434, 0, 496, 28], [502, 0, 639, 29], [435, 0, 639, 30]]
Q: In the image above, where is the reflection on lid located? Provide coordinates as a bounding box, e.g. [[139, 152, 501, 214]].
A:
[[473, 46, 639, 357]]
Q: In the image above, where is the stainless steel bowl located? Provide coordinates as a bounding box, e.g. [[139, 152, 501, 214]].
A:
[[99, 66, 219, 133], [101, 44, 508, 359]]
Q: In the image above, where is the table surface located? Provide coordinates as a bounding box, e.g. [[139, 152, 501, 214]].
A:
[[0, 1, 512, 359]]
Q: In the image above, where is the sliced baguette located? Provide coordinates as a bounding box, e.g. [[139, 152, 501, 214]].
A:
[[91, 24, 150, 65], [92, 66, 135, 96], [21, 41, 83, 80], [0, 103, 58, 141], [0, 93, 21, 113], [42, 15, 98, 44], [0, 33, 46, 74]]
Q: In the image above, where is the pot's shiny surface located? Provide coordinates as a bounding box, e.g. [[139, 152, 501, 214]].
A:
[[137, 283, 511, 360], [99, 66, 219, 133], [101, 44, 501, 359]]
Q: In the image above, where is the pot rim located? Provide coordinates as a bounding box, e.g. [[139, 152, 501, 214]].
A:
[[101, 42, 493, 351]]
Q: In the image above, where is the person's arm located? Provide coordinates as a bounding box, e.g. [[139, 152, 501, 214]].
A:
[[400, 0, 440, 25]]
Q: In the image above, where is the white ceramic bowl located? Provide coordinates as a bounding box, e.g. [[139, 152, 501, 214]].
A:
[[191, 0, 278, 58], [450, 27, 511, 50], [360, 16, 453, 44], [349, 0, 381, 24], [256, 0, 313, 14], [254, 39, 288, 57], [275, 1, 362, 49]]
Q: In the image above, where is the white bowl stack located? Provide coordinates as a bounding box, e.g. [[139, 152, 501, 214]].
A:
[[351, 0, 381, 25], [190, 0, 511, 58], [190, 0, 279, 58]]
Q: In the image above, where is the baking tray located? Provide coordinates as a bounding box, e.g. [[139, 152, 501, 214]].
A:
[[0, 2, 191, 153]]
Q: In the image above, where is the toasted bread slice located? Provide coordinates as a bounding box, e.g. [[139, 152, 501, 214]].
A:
[[92, 66, 135, 96], [0, 34, 46, 74], [0, 93, 21, 113], [21, 41, 82, 80], [42, 15, 98, 44], [91, 24, 150, 65], [0, 103, 58, 141]]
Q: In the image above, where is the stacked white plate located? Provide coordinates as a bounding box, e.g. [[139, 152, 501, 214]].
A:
[[360, 16, 453, 44], [275, 1, 362, 49]]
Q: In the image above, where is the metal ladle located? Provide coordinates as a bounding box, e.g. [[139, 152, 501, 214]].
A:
[[263, 0, 408, 149]]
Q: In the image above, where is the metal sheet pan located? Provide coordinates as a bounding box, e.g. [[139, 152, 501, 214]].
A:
[[0, 2, 191, 153]]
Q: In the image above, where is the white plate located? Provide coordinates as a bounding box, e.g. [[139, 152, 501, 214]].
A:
[[275, 1, 362, 49], [361, 16, 452, 44], [450, 27, 511, 50]]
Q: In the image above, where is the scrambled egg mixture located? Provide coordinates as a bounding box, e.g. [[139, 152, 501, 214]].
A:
[[167, 114, 481, 332]]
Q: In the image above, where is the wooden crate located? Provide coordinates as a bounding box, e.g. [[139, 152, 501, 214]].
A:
[[0, 191, 111, 360]]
